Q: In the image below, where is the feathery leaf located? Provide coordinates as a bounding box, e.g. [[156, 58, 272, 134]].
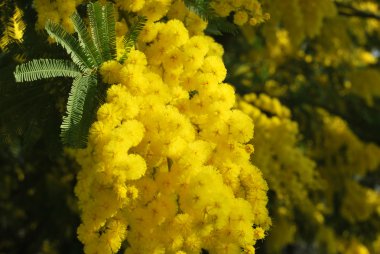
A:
[[14, 59, 81, 82], [45, 20, 93, 71], [184, 0, 215, 20], [71, 12, 102, 67], [184, 0, 239, 35], [0, 6, 25, 51], [119, 16, 147, 63], [206, 17, 239, 36], [60, 73, 98, 148], [87, 2, 107, 62], [102, 2, 116, 59]]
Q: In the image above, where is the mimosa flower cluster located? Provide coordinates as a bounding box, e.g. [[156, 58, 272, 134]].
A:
[[313, 109, 380, 223], [304, 109, 380, 254], [346, 68, 380, 106], [116, 0, 268, 27], [260, 0, 380, 68], [33, 0, 84, 32], [33, 0, 268, 36], [73, 11, 270, 254], [210, 0, 269, 26], [262, 0, 336, 53], [238, 93, 323, 252]]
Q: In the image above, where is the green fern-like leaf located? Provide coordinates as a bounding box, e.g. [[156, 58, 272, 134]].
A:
[[71, 12, 102, 67], [184, 0, 215, 20], [12, 1, 120, 148], [60, 73, 98, 148], [119, 16, 147, 63], [206, 17, 239, 36], [45, 20, 93, 71], [184, 0, 239, 35], [14, 59, 81, 82], [87, 2, 108, 62], [102, 2, 116, 59]]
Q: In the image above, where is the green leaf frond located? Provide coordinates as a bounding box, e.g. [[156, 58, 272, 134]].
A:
[[207, 17, 239, 36], [102, 2, 117, 59], [119, 15, 147, 63], [45, 20, 93, 71], [184, 0, 215, 21], [60, 73, 98, 148], [87, 2, 108, 62], [14, 59, 81, 82], [0, 6, 25, 51], [11, 1, 120, 148], [71, 12, 102, 67], [183, 0, 238, 35]]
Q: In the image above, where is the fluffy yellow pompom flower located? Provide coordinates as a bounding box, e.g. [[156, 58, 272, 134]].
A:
[[140, 0, 171, 21], [33, 0, 83, 32], [210, 0, 269, 26], [238, 93, 323, 252], [234, 11, 249, 26], [67, 5, 271, 254], [118, 0, 145, 12], [99, 60, 123, 84]]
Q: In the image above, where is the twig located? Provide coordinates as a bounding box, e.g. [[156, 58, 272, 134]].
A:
[[335, 1, 380, 20]]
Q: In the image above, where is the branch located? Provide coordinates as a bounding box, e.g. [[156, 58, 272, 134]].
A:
[[335, 1, 380, 20]]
